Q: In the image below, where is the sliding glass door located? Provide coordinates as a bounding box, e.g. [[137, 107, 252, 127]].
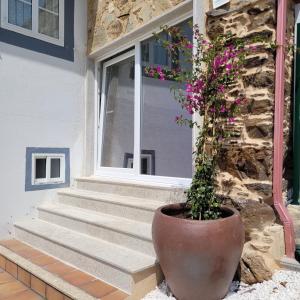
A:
[[97, 19, 193, 182], [99, 51, 135, 172], [140, 30, 193, 178]]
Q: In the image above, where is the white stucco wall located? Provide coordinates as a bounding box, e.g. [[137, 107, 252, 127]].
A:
[[0, 0, 87, 238]]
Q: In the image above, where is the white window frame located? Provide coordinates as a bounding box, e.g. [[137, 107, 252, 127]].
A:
[[127, 154, 153, 175], [1, 0, 65, 46], [95, 15, 193, 186], [32, 153, 65, 185], [97, 50, 136, 176]]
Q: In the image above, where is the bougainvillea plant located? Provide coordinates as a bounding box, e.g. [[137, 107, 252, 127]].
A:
[[146, 25, 256, 220]]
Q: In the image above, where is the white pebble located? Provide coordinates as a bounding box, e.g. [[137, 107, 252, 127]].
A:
[[142, 270, 300, 300]]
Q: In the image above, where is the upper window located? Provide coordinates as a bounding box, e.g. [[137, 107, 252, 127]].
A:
[[1, 0, 64, 46]]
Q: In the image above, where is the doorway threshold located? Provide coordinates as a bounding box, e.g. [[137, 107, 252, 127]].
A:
[[90, 173, 191, 189]]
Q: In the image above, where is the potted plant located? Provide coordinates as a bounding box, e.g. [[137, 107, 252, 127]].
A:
[[147, 26, 254, 300]]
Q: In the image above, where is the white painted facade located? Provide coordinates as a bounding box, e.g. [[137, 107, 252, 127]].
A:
[[0, 0, 208, 239], [0, 0, 87, 238]]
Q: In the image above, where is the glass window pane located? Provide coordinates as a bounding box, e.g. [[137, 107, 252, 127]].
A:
[[141, 19, 193, 178], [101, 56, 135, 169], [35, 158, 47, 179], [38, 0, 59, 39], [8, 0, 32, 30], [50, 158, 61, 178], [153, 34, 169, 66], [39, 0, 59, 13]]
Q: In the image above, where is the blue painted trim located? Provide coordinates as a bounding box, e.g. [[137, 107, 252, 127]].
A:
[[25, 147, 70, 192], [0, 0, 74, 61]]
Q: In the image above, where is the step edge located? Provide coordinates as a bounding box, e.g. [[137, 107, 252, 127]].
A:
[[15, 221, 156, 274], [0, 244, 97, 300], [60, 188, 163, 204], [58, 190, 161, 212], [38, 205, 152, 242], [75, 176, 188, 191]]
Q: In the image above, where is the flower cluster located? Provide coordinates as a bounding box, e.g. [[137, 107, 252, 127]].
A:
[[146, 31, 252, 127], [147, 25, 255, 220]]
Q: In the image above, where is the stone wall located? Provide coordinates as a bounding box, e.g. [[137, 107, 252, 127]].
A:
[[207, 0, 289, 284], [87, 0, 184, 53], [208, 0, 276, 205]]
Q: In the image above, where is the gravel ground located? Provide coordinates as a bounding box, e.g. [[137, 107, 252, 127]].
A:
[[142, 270, 300, 300]]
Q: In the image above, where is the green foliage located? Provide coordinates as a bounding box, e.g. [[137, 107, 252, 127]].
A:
[[186, 154, 221, 220], [147, 25, 257, 220]]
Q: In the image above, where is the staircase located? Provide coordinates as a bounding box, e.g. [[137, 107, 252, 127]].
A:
[[13, 177, 186, 298]]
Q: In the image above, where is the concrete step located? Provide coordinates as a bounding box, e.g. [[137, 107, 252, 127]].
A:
[[75, 176, 186, 202], [58, 189, 164, 223], [14, 219, 157, 294], [38, 203, 155, 256]]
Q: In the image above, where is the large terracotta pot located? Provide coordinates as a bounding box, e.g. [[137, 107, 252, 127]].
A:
[[152, 203, 244, 300]]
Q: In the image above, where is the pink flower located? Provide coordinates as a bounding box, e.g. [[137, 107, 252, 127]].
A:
[[186, 94, 193, 101], [220, 105, 226, 113], [228, 117, 235, 124], [159, 72, 165, 80], [213, 56, 222, 69], [186, 42, 193, 49], [149, 69, 154, 77], [185, 84, 193, 93], [194, 79, 204, 92], [225, 64, 233, 71], [185, 104, 194, 115], [235, 98, 241, 105], [193, 95, 202, 103], [218, 85, 225, 93], [228, 44, 234, 51]]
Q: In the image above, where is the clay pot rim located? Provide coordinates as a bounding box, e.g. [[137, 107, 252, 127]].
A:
[[157, 203, 240, 224]]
